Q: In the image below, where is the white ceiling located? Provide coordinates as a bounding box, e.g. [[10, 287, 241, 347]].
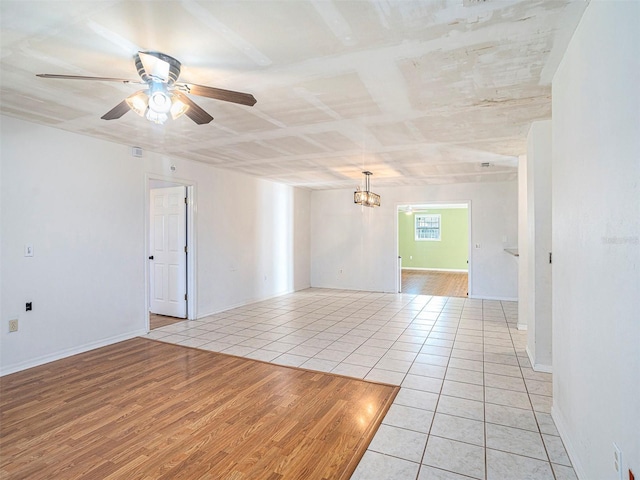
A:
[[0, 0, 587, 190]]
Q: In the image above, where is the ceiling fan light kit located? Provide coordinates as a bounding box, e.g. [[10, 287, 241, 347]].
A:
[[125, 91, 148, 117], [149, 90, 171, 113], [354, 171, 381, 208], [36, 51, 257, 126], [170, 98, 189, 120]]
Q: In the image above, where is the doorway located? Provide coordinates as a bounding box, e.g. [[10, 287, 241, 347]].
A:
[[146, 177, 196, 331], [397, 202, 471, 297]]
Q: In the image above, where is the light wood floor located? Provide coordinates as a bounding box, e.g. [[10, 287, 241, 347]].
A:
[[149, 312, 184, 330], [401, 270, 468, 297], [0, 338, 398, 480]]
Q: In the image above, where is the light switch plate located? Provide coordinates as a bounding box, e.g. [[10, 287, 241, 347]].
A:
[[614, 443, 623, 480], [24, 244, 34, 257]]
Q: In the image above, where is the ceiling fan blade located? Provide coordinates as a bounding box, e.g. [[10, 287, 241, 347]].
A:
[[173, 92, 213, 125], [138, 51, 170, 83], [37, 74, 140, 84], [101, 99, 131, 120], [177, 83, 257, 106]]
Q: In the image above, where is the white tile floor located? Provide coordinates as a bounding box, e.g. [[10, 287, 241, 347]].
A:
[[143, 288, 575, 480]]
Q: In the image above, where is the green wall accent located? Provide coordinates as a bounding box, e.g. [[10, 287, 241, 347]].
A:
[[399, 208, 469, 270]]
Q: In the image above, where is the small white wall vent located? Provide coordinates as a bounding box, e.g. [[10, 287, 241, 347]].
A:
[[131, 146, 143, 157]]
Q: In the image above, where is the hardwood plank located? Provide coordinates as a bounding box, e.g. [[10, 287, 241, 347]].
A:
[[149, 313, 184, 330], [402, 270, 468, 297], [0, 338, 398, 480]]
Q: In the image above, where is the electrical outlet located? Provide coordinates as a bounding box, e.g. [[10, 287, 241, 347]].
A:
[[614, 443, 623, 480], [9, 319, 18, 332]]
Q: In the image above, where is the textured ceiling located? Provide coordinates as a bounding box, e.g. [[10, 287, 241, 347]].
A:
[[0, 0, 587, 189]]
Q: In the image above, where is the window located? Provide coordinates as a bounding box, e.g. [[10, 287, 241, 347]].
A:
[[415, 214, 441, 241]]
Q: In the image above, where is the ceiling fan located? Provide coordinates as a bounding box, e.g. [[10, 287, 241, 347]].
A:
[[36, 51, 256, 125]]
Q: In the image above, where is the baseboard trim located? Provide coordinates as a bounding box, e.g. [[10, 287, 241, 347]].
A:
[[534, 363, 553, 373], [0, 329, 147, 376], [469, 295, 518, 302], [306, 285, 386, 294], [552, 404, 586, 480], [402, 267, 468, 273], [526, 346, 535, 368], [525, 345, 553, 373]]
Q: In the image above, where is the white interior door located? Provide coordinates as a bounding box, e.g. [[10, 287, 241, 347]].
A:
[[150, 186, 187, 318]]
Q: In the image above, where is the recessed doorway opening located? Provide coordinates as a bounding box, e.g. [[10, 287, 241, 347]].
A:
[[145, 177, 197, 331], [397, 202, 471, 297], [149, 312, 184, 330]]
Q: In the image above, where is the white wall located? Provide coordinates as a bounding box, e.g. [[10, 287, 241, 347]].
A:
[[552, 1, 639, 478], [526, 120, 553, 372], [293, 187, 311, 292], [0, 116, 310, 375], [310, 181, 518, 299], [163, 158, 311, 316], [1, 118, 146, 376]]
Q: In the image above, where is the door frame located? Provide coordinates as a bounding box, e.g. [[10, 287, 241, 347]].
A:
[[144, 174, 197, 330], [395, 200, 472, 297]]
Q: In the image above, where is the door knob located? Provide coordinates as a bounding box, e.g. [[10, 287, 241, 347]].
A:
[[149, 256, 154, 260]]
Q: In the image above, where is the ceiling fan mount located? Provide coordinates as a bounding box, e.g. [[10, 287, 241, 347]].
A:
[[134, 51, 182, 85], [37, 51, 256, 125]]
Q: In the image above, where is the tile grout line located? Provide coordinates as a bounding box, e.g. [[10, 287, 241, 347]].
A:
[[483, 299, 489, 480], [501, 299, 559, 479], [411, 295, 446, 480], [416, 295, 467, 480], [146, 290, 572, 480]]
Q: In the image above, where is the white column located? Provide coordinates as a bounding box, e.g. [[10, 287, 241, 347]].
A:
[[517, 155, 528, 330], [525, 120, 553, 372]]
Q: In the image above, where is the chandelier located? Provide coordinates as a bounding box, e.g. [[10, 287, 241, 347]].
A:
[[354, 171, 381, 207]]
